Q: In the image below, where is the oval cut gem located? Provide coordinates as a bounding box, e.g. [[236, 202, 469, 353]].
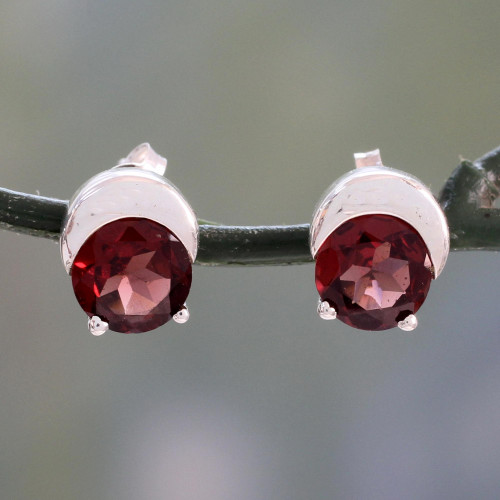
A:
[[71, 217, 192, 333], [315, 214, 433, 331]]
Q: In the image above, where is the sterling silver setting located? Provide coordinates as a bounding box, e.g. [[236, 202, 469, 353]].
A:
[[310, 149, 449, 278], [310, 149, 450, 330], [60, 143, 198, 333], [60, 143, 198, 274]]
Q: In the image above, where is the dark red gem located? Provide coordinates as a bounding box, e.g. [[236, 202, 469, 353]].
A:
[[315, 214, 433, 331], [71, 218, 192, 333]]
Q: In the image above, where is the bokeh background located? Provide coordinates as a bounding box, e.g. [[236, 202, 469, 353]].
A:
[[0, 1, 499, 499]]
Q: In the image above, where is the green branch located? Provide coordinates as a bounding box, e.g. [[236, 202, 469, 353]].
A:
[[0, 145, 499, 265]]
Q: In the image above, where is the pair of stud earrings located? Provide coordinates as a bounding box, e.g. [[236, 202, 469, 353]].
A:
[[60, 144, 449, 335]]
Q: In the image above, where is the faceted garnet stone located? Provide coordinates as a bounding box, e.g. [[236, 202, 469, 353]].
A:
[[71, 218, 192, 333], [315, 214, 433, 331]]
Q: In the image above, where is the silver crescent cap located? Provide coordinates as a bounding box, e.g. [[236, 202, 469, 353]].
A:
[[310, 153, 449, 278], [60, 146, 198, 274]]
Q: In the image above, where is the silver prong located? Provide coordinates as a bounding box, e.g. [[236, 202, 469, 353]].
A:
[[317, 300, 337, 320], [88, 316, 109, 336], [173, 305, 190, 324], [398, 314, 418, 331]]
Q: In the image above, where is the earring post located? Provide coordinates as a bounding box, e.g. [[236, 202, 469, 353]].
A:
[[354, 149, 383, 168]]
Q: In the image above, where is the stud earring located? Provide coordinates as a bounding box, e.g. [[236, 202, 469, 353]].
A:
[[310, 149, 449, 331], [60, 143, 198, 335]]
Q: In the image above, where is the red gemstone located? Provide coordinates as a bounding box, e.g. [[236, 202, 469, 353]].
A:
[[71, 218, 192, 333], [315, 214, 433, 331]]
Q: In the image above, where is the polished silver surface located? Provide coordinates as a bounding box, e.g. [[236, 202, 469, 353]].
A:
[[397, 314, 418, 331], [88, 316, 109, 336], [173, 305, 190, 324], [310, 151, 450, 278], [317, 300, 337, 320], [60, 144, 198, 273]]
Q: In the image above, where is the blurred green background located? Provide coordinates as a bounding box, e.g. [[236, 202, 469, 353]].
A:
[[0, 1, 499, 499]]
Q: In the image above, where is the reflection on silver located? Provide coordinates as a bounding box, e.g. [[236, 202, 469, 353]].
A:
[[88, 316, 109, 336], [317, 300, 337, 320], [60, 144, 198, 273], [397, 314, 418, 331], [173, 305, 190, 324], [310, 150, 450, 278]]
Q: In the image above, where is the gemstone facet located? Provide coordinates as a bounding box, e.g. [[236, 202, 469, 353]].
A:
[[71, 218, 192, 333], [315, 214, 433, 331]]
